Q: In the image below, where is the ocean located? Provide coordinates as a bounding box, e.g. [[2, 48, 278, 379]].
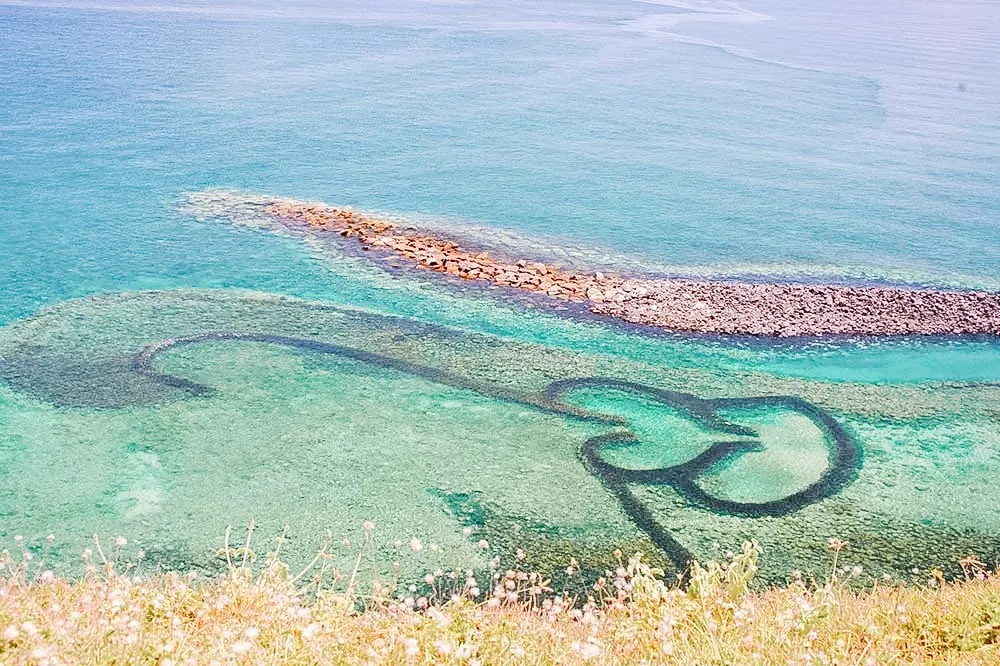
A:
[[1, 0, 999, 582]]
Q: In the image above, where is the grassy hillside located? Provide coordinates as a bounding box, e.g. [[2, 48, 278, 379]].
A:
[[2, 535, 999, 665]]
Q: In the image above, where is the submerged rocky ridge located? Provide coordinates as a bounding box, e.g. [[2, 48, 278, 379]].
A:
[[3, 289, 1000, 582], [186, 191, 1000, 337]]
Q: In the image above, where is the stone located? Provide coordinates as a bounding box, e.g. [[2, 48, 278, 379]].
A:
[[258, 196, 1000, 338]]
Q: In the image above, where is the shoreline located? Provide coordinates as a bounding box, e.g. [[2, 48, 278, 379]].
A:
[[210, 194, 1000, 338]]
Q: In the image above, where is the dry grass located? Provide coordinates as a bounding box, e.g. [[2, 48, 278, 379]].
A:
[[2, 531, 999, 665]]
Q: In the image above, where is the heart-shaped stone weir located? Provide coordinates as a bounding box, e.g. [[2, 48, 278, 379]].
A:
[[127, 333, 863, 567]]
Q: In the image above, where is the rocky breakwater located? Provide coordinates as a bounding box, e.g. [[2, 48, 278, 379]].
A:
[[266, 200, 1000, 337], [267, 201, 619, 302], [595, 280, 1000, 337]]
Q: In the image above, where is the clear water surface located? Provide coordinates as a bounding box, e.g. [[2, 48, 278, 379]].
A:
[[1, 0, 999, 582]]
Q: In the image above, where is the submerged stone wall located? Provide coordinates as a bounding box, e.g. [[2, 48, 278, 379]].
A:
[[260, 199, 1000, 337]]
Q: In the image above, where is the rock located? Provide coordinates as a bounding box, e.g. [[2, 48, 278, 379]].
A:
[[260, 197, 1000, 338]]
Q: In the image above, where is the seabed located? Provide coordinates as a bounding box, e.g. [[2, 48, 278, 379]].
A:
[[1, 288, 998, 585]]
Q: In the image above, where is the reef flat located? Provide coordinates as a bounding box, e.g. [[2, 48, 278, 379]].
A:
[[185, 191, 1000, 338], [4, 289, 1000, 582]]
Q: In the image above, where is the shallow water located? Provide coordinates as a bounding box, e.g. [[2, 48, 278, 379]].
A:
[[1, 0, 999, 582], [1, 289, 998, 583]]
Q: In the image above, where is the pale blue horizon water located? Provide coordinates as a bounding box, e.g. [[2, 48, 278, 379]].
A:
[[2, 0, 1000, 579]]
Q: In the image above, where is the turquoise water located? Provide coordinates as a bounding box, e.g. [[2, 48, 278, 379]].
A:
[[1, 0, 1000, 582]]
